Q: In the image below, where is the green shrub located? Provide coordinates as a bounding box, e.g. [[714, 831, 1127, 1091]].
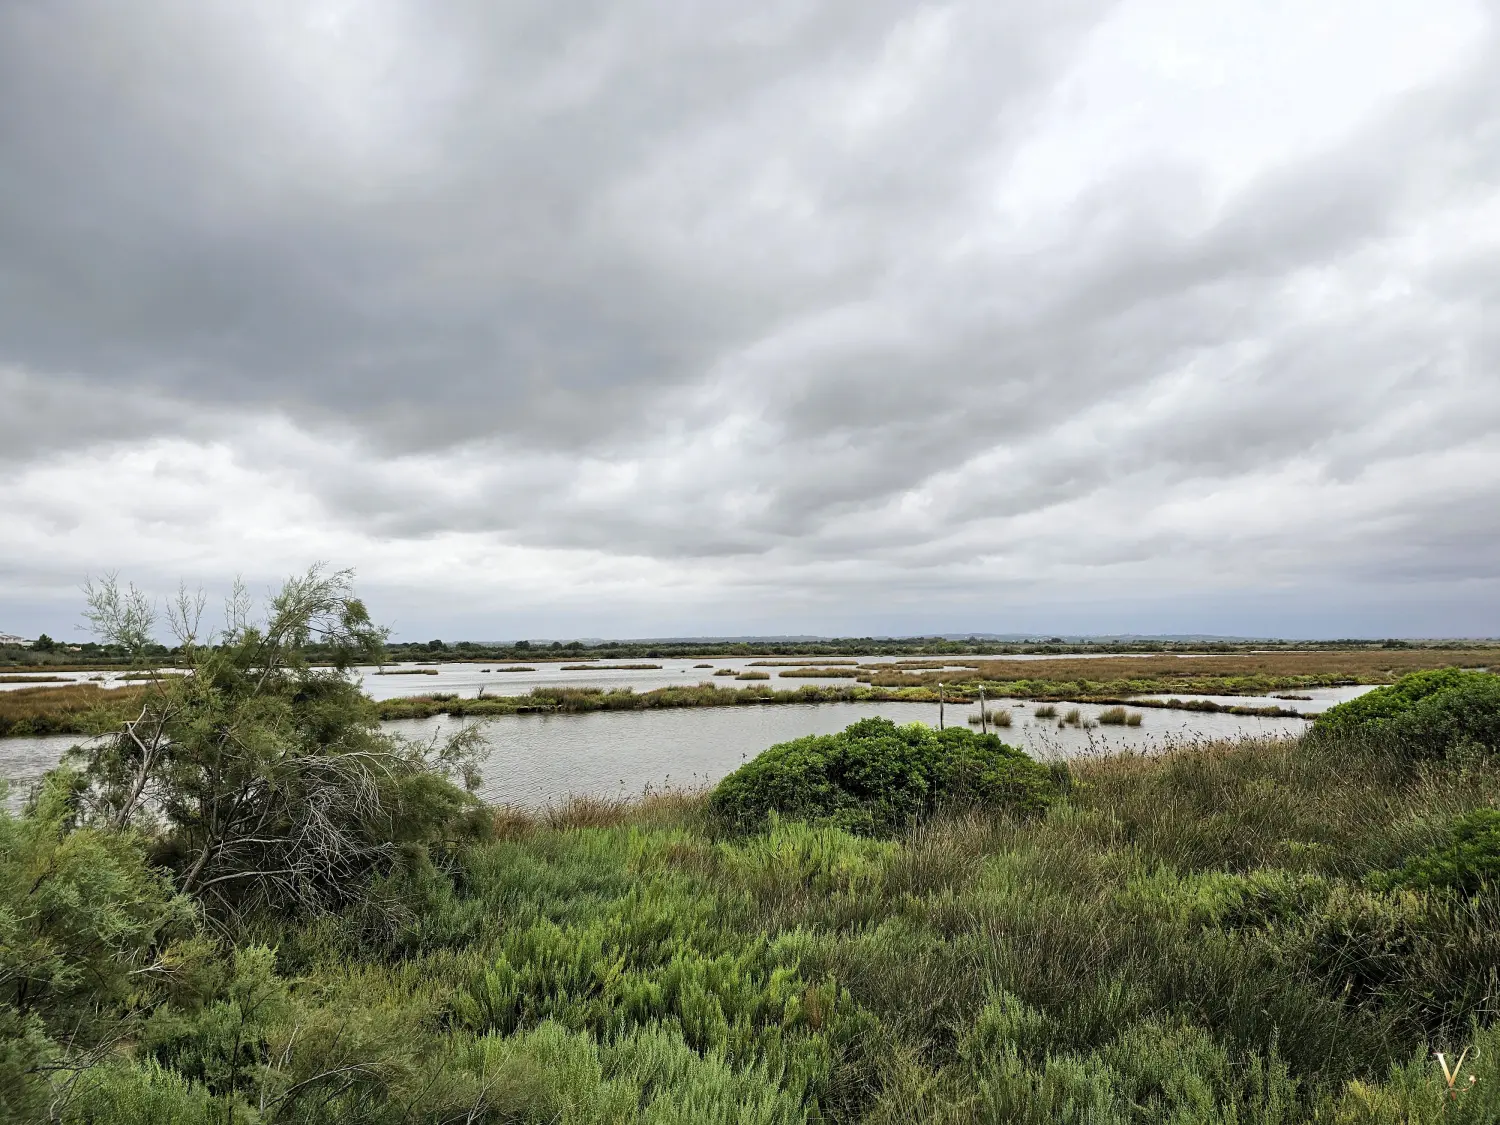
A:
[[0, 771, 195, 1038], [708, 718, 1055, 835], [1373, 808, 1500, 895], [1316, 670, 1500, 760]]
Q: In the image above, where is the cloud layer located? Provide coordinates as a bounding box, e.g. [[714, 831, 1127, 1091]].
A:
[[3, 0, 1498, 639]]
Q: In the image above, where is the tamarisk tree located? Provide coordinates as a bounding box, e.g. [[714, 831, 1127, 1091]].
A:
[[77, 566, 484, 925]]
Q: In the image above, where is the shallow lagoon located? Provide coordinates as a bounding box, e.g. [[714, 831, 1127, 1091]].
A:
[[0, 682, 1375, 809]]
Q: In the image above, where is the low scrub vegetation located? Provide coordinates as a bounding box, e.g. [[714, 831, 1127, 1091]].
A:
[[6, 637, 1500, 1121], [1315, 669, 1500, 762]]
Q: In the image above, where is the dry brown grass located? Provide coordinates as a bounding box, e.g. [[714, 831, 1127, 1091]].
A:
[[0, 682, 149, 736], [964, 648, 1499, 685], [748, 660, 860, 667]]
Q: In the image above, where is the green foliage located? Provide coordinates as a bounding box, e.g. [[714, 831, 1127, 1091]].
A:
[[708, 718, 1055, 835], [0, 771, 195, 1117], [1373, 808, 1500, 895], [1316, 669, 1500, 761], [75, 567, 486, 925], [0, 772, 194, 1029]]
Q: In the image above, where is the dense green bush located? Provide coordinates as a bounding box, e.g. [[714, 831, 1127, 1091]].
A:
[[0, 771, 196, 1118], [707, 717, 1055, 835], [1373, 808, 1500, 895], [1316, 669, 1500, 760]]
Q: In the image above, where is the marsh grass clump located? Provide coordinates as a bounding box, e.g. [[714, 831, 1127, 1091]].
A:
[[1064, 707, 1082, 726], [1098, 706, 1129, 725], [714, 667, 737, 676], [736, 670, 771, 681], [1034, 703, 1057, 719], [967, 709, 1013, 728]]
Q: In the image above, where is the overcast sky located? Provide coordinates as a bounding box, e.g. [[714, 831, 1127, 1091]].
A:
[[3, 1, 1498, 641]]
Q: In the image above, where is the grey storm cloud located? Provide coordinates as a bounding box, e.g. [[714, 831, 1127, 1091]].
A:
[[2, 0, 1499, 639]]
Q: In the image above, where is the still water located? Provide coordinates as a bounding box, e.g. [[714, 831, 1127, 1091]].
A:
[[3, 686, 1373, 809], [0, 651, 1262, 698]]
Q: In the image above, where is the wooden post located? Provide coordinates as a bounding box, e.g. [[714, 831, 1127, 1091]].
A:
[[980, 686, 987, 734], [939, 682, 945, 730]]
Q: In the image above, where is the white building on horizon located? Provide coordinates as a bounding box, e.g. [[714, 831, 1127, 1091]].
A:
[[0, 633, 31, 646]]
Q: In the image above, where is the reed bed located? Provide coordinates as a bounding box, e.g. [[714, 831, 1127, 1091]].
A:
[[891, 648, 1500, 701], [0, 682, 149, 736], [748, 659, 861, 667], [375, 681, 948, 720], [560, 663, 663, 670]]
